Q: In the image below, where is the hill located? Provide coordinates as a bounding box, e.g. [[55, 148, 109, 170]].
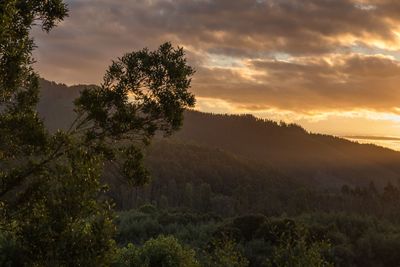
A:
[[37, 79, 400, 193], [174, 111, 400, 189]]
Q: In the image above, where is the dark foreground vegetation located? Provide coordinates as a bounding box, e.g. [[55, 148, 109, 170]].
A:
[[3, 1, 400, 266], [14, 79, 400, 266], [105, 139, 400, 266], [35, 80, 400, 266], [3, 78, 400, 266], [111, 207, 400, 267]]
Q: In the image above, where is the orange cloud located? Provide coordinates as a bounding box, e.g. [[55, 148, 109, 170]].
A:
[[31, 0, 400, 139]]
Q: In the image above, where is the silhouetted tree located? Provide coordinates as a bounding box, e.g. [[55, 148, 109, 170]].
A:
[[0, 1, 195, 265]]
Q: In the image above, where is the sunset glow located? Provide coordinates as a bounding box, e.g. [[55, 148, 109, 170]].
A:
[[33, 0, 400, 150]]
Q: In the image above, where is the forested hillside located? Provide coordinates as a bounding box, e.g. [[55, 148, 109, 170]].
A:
[[175, 111, 400, 189], [38, 79, 400, 192], [36, 79, 400, 218], [21, 79, 400, 266]]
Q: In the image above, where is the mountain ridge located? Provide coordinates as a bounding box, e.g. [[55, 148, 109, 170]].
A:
[[37, 79, 400, 190]]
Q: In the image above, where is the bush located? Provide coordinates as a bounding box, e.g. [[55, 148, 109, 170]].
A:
[[138, 204, 158, 214], [114, 235, 199, 267], [202, 237, 249, 267], [0, 232, 22, 267]]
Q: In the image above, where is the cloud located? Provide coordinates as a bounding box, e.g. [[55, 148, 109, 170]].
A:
[[193, 54, 400, 112], [32, 0, 400, 118]]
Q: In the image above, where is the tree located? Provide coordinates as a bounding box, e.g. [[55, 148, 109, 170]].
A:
[[233, 214, 266, 241], [183, 182, 194, 208], [114, 236, 200, 267], [200, 183, 212, 212], [202, 237, 249, 267], [264, 226, 332, 267], [264, 237, 332, 267], [0, 1, 195, 265]]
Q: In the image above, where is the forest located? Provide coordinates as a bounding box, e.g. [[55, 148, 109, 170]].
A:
[[3, 80, 400, 266], [3, 1, 400, 266], [36, 80, 400, 214]]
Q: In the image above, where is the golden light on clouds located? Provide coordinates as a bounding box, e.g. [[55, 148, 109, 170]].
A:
[[32, 0, 400, 150], [195, 96, 400, 150]]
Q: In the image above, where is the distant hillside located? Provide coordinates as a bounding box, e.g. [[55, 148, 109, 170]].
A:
[[37, 79, 400, 193], [107, 139, 296, 214], [174, 111, 400, 188], [38, 79, 82, 131]]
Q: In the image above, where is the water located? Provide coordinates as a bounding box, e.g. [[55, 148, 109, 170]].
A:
[[344, 136, 400, 151]]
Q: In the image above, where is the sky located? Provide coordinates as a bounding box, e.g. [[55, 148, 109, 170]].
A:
[[32, 0, 400, 147]]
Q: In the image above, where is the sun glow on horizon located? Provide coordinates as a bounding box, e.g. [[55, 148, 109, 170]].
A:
[[32, 0, 400, 150], [195, 96, 400, 150]]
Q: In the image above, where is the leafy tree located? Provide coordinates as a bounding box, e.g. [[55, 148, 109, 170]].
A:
[[264, 227, 332, 267], [264, 238, 332, 267], [139, 204, 158, 214], [0, 1, 195, 265], [114, 236, 200, 267], [112, 243, 140, 267], [200, 183, 212, 212], [0, 231, 22, 267], [183, 182, 194, 208], [202, 237, 249, 267], [233, 214, 267, 241]]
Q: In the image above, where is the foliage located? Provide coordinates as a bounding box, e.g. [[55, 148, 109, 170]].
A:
[[264, 227, 332, 267], [114, 236, 200, 267], [0, 1, 195, 265], [113, 206, 400, 267], [202, 237, 249, 267], [111, 142, 400, 225], [0, 232, 21, 267], [139, 204, 158, 214], [113, 243, 139, 267], [113, 207, 336, 266], [109, 157, 400, 267]]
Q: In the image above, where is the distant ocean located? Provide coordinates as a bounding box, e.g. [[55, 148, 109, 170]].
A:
[[343, 136, 400, 151]]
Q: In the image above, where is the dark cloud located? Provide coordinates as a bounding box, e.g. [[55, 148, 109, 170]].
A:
[[193, 54, 400, 112], [32, 0, 400, 114]]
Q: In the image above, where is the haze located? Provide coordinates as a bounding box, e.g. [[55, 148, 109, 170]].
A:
[[32, 0, 400, 149]]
